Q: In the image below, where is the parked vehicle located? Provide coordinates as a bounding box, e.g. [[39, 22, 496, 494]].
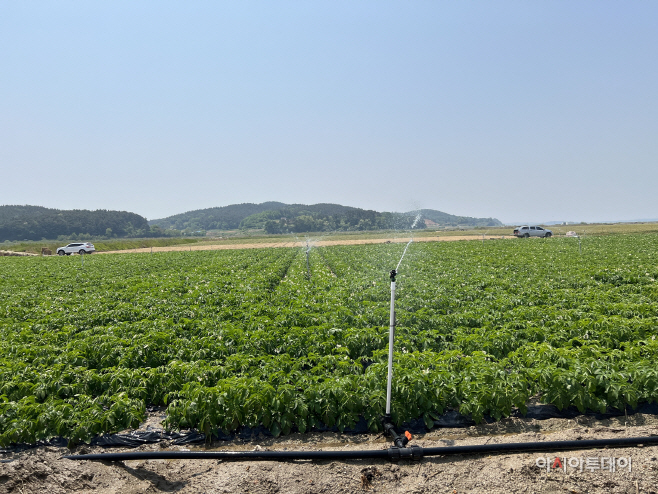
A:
[[513, 226, 552, 238], [56, 242, 95, 255]]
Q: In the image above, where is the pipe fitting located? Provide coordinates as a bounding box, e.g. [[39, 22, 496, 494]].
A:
[[388, 445, 423, 461], [382, 415, 412, 449]]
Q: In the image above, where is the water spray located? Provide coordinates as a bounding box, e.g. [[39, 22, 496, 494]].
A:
[[569, 233, 583, 254], [394, 212, 420, 270], [305, 240, 311, 280], [396, 238, 413, 271], [410, 212, 422, 229], [300, 232, 334, 282]]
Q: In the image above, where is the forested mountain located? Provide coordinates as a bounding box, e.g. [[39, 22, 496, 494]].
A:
[[151, 202, 502, 233], [149, 202, 287, 231], [0, 205, 150, 241], [243, 204, 402, 233], [419, 209, 502, 227]]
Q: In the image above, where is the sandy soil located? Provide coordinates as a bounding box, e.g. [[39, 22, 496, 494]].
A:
[[99, 235, 514, 255], [0, 250, 37, 257], [3, 413, 658, 493]]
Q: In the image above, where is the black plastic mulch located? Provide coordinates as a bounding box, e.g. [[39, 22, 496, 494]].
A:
[[3, 402, 658, 453]]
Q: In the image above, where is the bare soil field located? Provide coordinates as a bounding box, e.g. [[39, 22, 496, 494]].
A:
[[99, 235, 514, 255], [2, 414, 658, 493]]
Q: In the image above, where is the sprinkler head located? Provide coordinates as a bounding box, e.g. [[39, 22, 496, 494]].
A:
[[381, 414, 411, 448], [389, 269, 397, 282]]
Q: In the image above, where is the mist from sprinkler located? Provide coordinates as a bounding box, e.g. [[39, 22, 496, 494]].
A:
[[410, 212, 422, 229], [293, 232, 334, 282], [396, 238, 413, 271], [571, 232, 583, 254], [567, 228, 588, 254], [395, 212, 422, 271], [305, 238, 311, 280]]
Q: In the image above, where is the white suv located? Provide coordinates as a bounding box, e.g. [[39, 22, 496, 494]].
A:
[[513, 226, 552, 238], [56, 242, 96, 255]]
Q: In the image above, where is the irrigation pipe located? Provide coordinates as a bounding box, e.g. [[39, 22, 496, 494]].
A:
[[65, 435, 658, 462]]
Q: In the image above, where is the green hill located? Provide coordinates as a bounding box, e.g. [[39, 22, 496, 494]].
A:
[[148, 202, 287, 231], [150, 202, 502, 233], [0, 205, 150, 242], [419, 209, 502, 228]]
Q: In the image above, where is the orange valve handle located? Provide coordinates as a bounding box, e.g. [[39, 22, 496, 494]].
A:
[[405, 431, 412, 441]]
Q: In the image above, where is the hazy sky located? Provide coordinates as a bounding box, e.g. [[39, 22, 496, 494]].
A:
[[1, 2, 657, 224]]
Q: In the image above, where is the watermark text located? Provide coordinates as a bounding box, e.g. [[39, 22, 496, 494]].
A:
[[535, 456, 631, 473]]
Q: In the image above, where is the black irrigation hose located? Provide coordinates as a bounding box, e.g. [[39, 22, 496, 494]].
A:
[[423, 435, 658, 456], [65, 449, 390, 462], [64, 435, 658, 462]]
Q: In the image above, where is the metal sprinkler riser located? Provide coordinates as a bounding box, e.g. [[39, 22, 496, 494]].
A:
[[385, 269, 396, 416], [381, 268, 411, 449]]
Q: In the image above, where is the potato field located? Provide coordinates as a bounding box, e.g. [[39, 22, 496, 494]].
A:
[[1, 234, 658, 447]]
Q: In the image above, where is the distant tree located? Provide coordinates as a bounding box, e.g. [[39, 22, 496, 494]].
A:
[[264, 220, 282, 234], [292, 215, 318, 233]]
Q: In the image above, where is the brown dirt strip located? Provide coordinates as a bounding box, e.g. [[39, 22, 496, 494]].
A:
[[0, 250, 38, 256], [3, 414, 657, 493], [98, 235, 515, 255]]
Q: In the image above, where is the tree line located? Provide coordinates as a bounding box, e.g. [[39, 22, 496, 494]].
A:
[[0, 205, 175, 242]]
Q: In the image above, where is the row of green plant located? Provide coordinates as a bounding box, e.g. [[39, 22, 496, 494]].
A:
[[0, 233, 657, 445]]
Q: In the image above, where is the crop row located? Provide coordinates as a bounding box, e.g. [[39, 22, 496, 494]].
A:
[[1, 234, 657, 445]]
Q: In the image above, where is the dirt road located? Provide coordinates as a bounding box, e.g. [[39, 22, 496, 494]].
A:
[[99, 235, 513, 255], [2, 413, 657, 493]]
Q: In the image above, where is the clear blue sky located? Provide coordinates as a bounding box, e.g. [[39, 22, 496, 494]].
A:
[[1, 1, 656, 224]]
